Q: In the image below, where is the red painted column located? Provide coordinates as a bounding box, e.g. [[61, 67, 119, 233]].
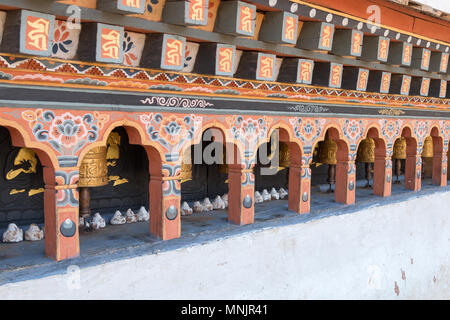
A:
[[228, 164, 254, 225], [149, 166, 181, 240], [288, 162, 311, 214], [405, 154, 421, 191], [432, 151, 446, 186], [373, 154, 392, 197], [335, 159, 356, 205], [45, 168, 80, 261]]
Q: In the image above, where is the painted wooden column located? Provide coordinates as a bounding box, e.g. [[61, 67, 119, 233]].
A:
[[404, 148, 421, 191], [45, 168, 80, 261], [432, 141, 447, 187], [373, 152, 392, 197], [288, 150, 311, 214], [149, 162, 181, 240], [228, 164, 254, 225], [335, 155, 356, 205]]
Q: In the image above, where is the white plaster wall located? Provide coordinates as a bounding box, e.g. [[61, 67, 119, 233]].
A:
[[1, 191, 449, 299]]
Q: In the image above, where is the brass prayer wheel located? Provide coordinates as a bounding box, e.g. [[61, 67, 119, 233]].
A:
[[279, 142, 290, 168], [422, 136, 433, 158], [393, 137, 407, 160], [356, 138, 375, 163], [180, 148, 192, 183], [318, 134, 337, 165], [79, 146, 108, 187]]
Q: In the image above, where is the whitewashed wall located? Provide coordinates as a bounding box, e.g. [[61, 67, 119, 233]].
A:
[[1, 190, 449, 299]]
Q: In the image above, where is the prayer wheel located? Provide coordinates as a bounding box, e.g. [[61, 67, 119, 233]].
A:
[[422, 136, 433, 158], [393, 137, 407, 184], [421, 136, 433, 178], [317, 133, 337, 192], [78, 146, 108, 227], [279, 142, 290, 168], [180, 147, 192, 183], [357, 138, 375, 188], [79, 146, 108, 187]]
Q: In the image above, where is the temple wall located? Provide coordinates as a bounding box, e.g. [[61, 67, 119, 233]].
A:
[[1, 189, 448, 299]]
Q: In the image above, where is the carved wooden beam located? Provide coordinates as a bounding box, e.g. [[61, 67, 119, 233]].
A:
[[341, 67, 369, 91], [361, 36, 390, 63], [296, 21, 334, 51], [277, 58, 314, 84], [0, 9, 55, 57], [429, 51, 449, 73], [214, 1, 257, 37], [331, 29, 363, 57], [140, 33, 186, 71], [162, 0, 209, 26], [411, 47, 431, 71], [410, 76, 430, 96], [389, 74, 411, 95], [258, 11, 298, 45], [429, 79, 447, 98], [235, 51, 276, 81], [194, 43, 236, 76], [311, 62, 343, 88], [366, 71, 391, 93], [387, 42, 412, 66], [77, 23, 124, 63], [97, 0, 146, 14]]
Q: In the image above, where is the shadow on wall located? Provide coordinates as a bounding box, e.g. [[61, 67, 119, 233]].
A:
[[0, 127, 45, 229]]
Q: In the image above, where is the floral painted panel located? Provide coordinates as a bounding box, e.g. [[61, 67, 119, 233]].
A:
[[182, 42, 199, 73], [51, 20, 81, 60], [122, 31, 146, 67]]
